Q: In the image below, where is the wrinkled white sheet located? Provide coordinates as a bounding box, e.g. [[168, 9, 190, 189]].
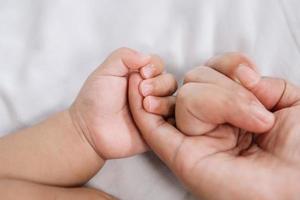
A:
[[0, 0, 300, 199]]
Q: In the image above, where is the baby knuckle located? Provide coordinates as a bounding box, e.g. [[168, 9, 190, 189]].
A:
[[235, 52, 251, 61], [165, 73, 178, 89], [225, 52, 249, 60], [151, 54, 165, 64], [117, 47, 131, 53], [113, 47, 134, 56], [195, 66, 216, 76], [226, 91, 238, 106], [184, 66, 211, 83], [196, 65, 213, 72], [177, 83, 194, 104], [183, 69, 197, 83], [235, 88, 249, 99]]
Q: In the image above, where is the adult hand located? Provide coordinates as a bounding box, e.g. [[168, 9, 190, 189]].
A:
[[129, 53, 300, 200]]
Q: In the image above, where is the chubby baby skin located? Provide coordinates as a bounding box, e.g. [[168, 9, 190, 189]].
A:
[[0, 48, 177, 199], [130, 53, 300, 200], [70, 48, 177, 160]]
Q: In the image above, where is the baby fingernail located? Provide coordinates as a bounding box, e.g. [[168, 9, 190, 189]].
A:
[[236, 64, 260, 88], [250, 102, 274, 125], [141, 82, 153, 96], [145, 97, 159, 112], [142, 64, 155, 78]]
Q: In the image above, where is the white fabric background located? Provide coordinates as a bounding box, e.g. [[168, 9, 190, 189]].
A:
[[0, 0, 300, 199]]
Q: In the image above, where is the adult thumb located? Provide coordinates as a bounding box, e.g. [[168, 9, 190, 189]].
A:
[[128, 72, 184, 167], [235, 64, 300, 110], [205, 53, 300, 110]]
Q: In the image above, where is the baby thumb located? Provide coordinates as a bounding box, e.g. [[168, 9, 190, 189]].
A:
[[97, 47, 151, 77]]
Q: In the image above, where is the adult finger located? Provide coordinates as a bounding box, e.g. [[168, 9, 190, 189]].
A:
[[206, 53, 300, 109], [205, 52, 258, 79], [236, 65, 300, 110], [128, 73, 184, 167]]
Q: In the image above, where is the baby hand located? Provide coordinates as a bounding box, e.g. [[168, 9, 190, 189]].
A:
[[69, 48, 176, 160], [139, 56, 177, 120], [176, 60, 274, 137]]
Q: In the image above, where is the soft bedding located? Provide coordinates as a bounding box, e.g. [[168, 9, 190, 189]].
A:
[[0, 0, 300, 199]]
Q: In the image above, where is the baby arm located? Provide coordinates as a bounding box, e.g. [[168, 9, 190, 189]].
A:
[[0, 179, 113, 200], [0, 48, 167, 187], [0, 111, 101, 186]]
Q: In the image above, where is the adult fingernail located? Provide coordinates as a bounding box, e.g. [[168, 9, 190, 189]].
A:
[[141, 82, 153, 96], [250, 102, 274, 125], [236, 64, 260, 88], [142, 64, 155, 78]]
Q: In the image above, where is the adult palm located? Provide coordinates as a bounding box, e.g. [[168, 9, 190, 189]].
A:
[[129, 53, 300, 200]]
